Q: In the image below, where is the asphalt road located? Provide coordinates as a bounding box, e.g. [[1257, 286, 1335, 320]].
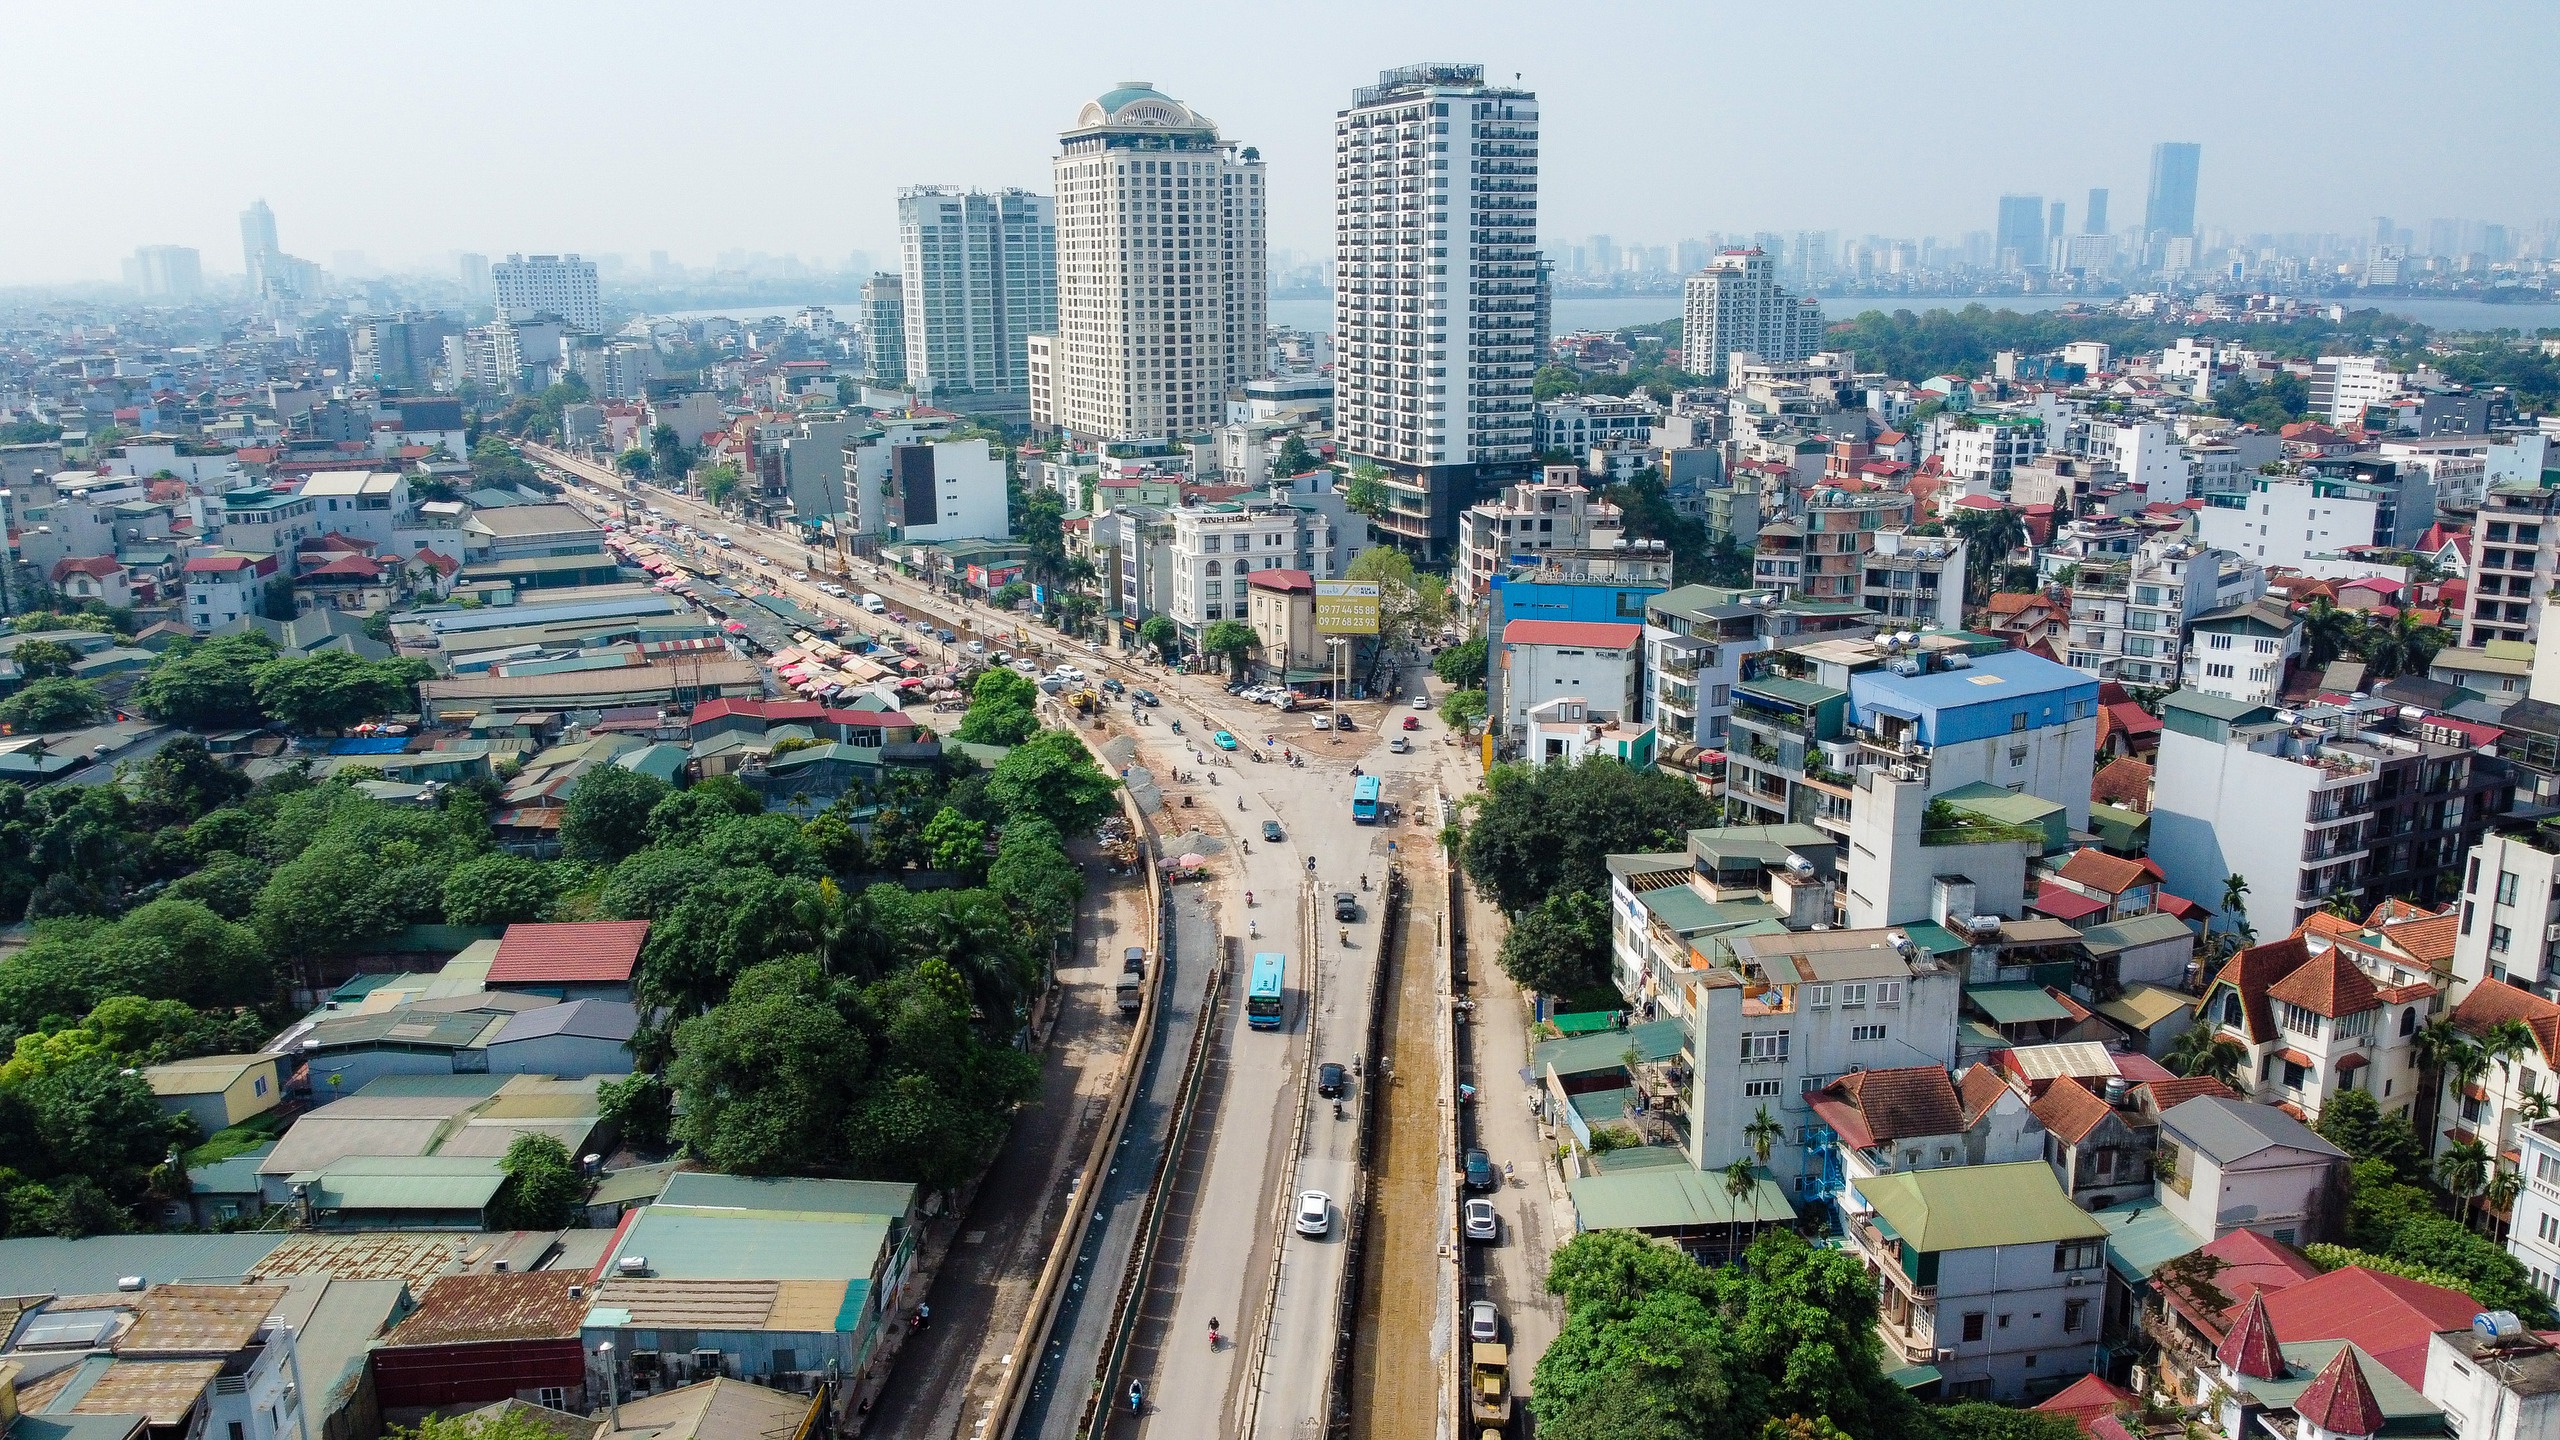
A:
[[522, 448, 1559, 1429]]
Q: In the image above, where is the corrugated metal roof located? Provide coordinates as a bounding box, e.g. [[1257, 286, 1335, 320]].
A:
[[2099, 982, 2198, 1032], [1568, 1166, 1796, 1232], [1858, 1162, 2106, 1252], [292, 1158, 507, 1213], [1968, 983, 2074, 1025], [606, 1205, 892, 1285], [1531, 1018, 1685, 1080], [2080, 912, 2197, 954], [119, 1283, 288, 1355], [657, 1173, 914, 1217], [380, 1271, 589, 1346]]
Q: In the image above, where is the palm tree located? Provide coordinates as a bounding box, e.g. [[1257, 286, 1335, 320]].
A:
[[1746, 1104, 1784, 1166], [2167, 1026, 2248, 1088], [2437, 1138, 2492, 1228], [2411, 1022, 2474, 1147], [2299, 596, 2360, 669], [2481, 1018, 2538, 1070], [2359, 609, 2456, 680], [2321, 892, 2362, 921], [1724, 1158, 1761, 1264], [2486, 1167, 2526, 1236], [2219, 872, 2251, 937]]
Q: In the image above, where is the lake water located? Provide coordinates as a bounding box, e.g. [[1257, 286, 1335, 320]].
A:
[[656, 292, 2560, 336]]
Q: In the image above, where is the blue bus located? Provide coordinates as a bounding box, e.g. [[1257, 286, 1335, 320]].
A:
[[1247, 952, 1287, 1030], [1351, 775, 1382, 825]]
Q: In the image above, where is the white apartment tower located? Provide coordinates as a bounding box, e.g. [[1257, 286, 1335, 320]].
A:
[[1045, 83, 1267, 447], [492, 254, 601, 332], [1334, 64, 1541, 559], [1682, 249, 1826, 383], [896, 187, 1057, 408]]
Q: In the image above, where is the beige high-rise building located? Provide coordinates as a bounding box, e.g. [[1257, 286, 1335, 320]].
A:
[[1038, 82, 1267, 446]]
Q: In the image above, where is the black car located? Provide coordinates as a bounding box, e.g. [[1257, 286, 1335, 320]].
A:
[[1463, 1147, 1496, 1192], [1334, 892, 1358, 922], [1262, 820, 1285, 842], [1334, 714, 1356, 731], [1133, 689, 1161, 707], [1317, 1062, 1348, 1098], [1102, 676, 1125, 694]]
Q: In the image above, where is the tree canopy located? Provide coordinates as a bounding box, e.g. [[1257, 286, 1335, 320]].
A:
[[1463, 758, 1716, 914]]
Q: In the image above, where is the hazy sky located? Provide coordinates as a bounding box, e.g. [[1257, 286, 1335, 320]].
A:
[[6, 0, 2555, 286]]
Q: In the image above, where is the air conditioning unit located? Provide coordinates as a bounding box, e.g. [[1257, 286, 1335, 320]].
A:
[[1935, 1349, 1958, 1365], [2545, 923, 2559, 944], [2067, 1273, 2093, 1286]]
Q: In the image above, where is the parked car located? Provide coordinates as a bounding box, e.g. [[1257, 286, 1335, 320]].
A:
[[1263, 820, 1285, 842], [1468, 1300, 1500, 1341], [1296, 1190, 1331, 1237], [1311, 714, 1333, 730], [1317, 1062, 1347, 1097], [1463, 1148, 1496, 1191], [1389, 736, 1412, 754], [1335, 714, 1356, 731], [1464, 1200, 1498, 1243], [1101, 677, 1124, 694], [967, 640, 988, 654]]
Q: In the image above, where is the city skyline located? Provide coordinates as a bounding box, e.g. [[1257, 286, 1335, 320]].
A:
[[4, 0, 2556, 288]]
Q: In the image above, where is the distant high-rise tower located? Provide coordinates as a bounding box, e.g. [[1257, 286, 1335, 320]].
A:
[[1995, 195, 2046, 271], [1333, 63, 1539, 557], [895, 187, 1056, 407], [239, 199, 280, 292], [127, 246, 203, 301], [862, 273, 907, 386], [1044, 81, 1266, 446], [1682, 250, 1824, 383], [2048, 201, 2067, 246], [2143, 143, 2202, 239], [2084, 188, 2109, 235], [457, 252, 491, 297], [492, 254, 601, 331]]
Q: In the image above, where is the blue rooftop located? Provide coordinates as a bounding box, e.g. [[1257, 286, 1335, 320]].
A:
[[1848, 649, 2097, 749]]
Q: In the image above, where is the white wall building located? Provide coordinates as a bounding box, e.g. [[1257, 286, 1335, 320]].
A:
[[492, 253, 600, 331], [1047, 83, 1266, 447], [1333, 63, 1540, 556], [2308, 355, 2403, 424], [1534, 394, 1661, 455], [896, 187, 1056, 408], [1940, 416, 2048, 493], [842, 432, 1009, 545], [1165, 498, 1339, 640], [2197, 476, 2387, 571], [1681, 249, 1826, 384], [1453, 466, 1624, 615], [2086, 418, 2194, 507], [1497, 619, 1644, 739], [2508, 1119, 2560, 1305]]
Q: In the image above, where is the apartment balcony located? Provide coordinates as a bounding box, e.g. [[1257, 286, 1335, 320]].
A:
[[1661, 653, 1703, 680]]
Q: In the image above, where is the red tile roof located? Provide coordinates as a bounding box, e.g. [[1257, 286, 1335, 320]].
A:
[[1814, 1066, 1964, 1148], [2028, 1076, 2120, 1144], [2058, 849, 2164, 895], [488, 921, 649, 986], [1501, 619, 1643, 650], [2252, 1266, 2478, 1386], [2169, 1228, 2322, 1341], [2219, 1290, 2287, 1379], [1955, 1063, 2010, 1128], [2139, 1076, 2238, 1113], [2266, 948, 2381, 1019], [2034, 1374, 2139, 1437], [1247, 568, 1314, 593], [2091, 757, 2153, 811], [2032, 882, 2110, 922], [2207, 935, 2315, 1045], [2293, 1345, 2385, 1435], [2452, 982, 2560, 1068], [183, 555, 255, 574]]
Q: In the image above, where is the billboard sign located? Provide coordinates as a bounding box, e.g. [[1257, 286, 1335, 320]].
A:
[[1314, 580, 1381, 636]]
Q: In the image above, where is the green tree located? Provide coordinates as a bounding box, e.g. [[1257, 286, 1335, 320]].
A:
[[2313, 1085, 2425, 1179], [985, 729, 1118, 833], [388, 1404, 591, 1440], [2358, 607, 2454, 680], [1200, 619, 1261, 681], [1434, 636, 1489, 688], [490, 1133, 583, 1229], [614, 448, 653, 478], [1947, 505, 2029, 607], [441, 852, 559, 926], [1344, 462, 1390, 519], [922, 806, 988, 876], [697, 462, 744, 506], [0, 678, 104, 732], [597, 1072, 673, 1150], [163, 852, 271, 921], [636, 868, 817, 1018], [560, 766, 674, 862], [956, 666, 1041, 746], [2165, 1025, 2246, 1086], [132, 632, 278, 728], [11, 640, 79, 681], [649, 422, 691, 482], [2438, 1137, 2493, 1227], [987, 816, 1084, 937], [1273, 435, 1316, 476], [1139, 614, 1179, 661], [1441, 687, 1488, 735], [128, 736, 251, 828], [646, 776, 766, 849], [19, 1056, 181, 1186], [668, 958, 870, 1174], [1463, 758, 1715, 914], [249, 652, 426, 733], [1923, 1404, 2085, 1440], [1497, 889, 1614, 997]]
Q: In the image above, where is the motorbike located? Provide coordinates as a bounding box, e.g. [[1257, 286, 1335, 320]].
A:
[[1129, 1382, 1143, 1415]]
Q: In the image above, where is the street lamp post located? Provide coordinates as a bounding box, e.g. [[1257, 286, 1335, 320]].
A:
[[597, 1340, 621, 1430]]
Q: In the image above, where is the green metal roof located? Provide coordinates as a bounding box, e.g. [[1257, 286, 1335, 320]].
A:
[[659, 1172, 915, 1217], [1569, 1087, 1635, 1124], [1685, 823, 1833, 868], [1568, 1165, 1797, 1232], [2079, 912, 2196, 955], [1967, 983, 2074, 1025], [1532, 1018, 1686, 1080], [2091, 1197, 2208, 1283], [1857, 1162, 2104, 1252], [1637, 887, 1780, 937], [616, 743, 690, 783], [2088, 803, 2150, 854], [290, 1156, 507, 1212], [1897, 921, 1971, 957], [1886, 1364, 1943, 1390], [2162, 689, 2271, 722], [1739, 675, 1847, 709], [1549, 1010, 1627, 1036], [1935, 781, 2064, 828], [607, 1202, 895, 1287]]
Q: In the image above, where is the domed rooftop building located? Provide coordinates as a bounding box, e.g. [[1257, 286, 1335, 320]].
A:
[[1042, 82, 1267, 456]]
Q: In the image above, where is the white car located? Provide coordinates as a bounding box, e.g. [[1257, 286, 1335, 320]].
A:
[[1463, 1197, 1497, 1241], [1389, 736, 1412, 754], [1468, 1300, 1500, 1343], [1413, 693, 1432, 709], [1295, 1190, 1331, 1237], [792, 571, 811, 581], [966, 640, 988, 654], [1055, 665, 1086, 682], [1310, 714, 1333, 730]]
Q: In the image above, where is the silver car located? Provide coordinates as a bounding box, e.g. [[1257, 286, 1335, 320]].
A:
[[1468, 1300, 1500, 1343], [1463, 1197, 1497, 1241], [1296, 1190, 1331, 1237]]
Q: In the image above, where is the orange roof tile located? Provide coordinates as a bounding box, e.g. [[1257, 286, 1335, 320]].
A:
[[2266, 949, 2381, 1019], [2451, 982, 2560, 1068], [2028, 1076, 2120, 1144], [2206, 935, 2314, 1045], [2058, 849, 2165, 895]]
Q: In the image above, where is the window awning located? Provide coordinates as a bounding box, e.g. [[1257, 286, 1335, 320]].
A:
[[2274, 1047, 2315, 1067]]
